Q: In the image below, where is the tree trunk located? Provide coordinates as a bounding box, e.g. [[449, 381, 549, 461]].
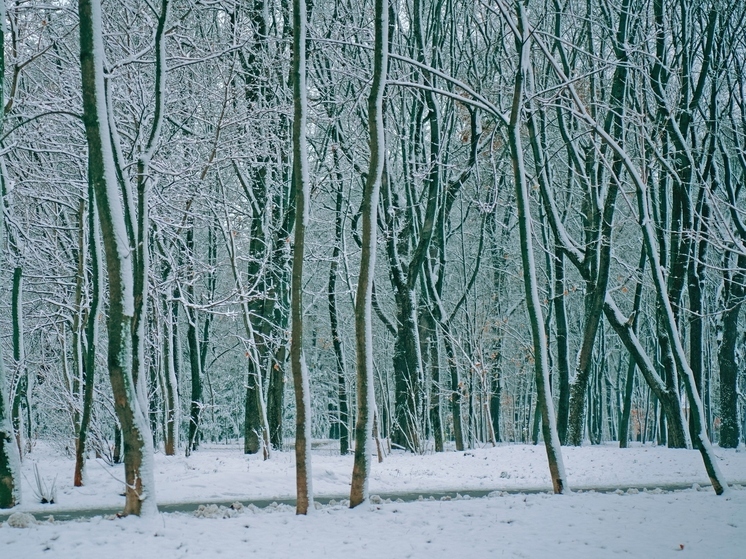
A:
[[163, 296, 179, 456], [419, 302, 443, 452], [75, 183, 103, 485], [79, 0, 156, 516], [10, 266, 27, 455], [508, 2, 567, 493], [444, 329, 465, 451], [186, 227, 202, 455], [718, 252, 744, 448], [350, 0, 387, 508], [291, 0, 313, 515], [619, 247, 645, 448], [328, 178, 349, 455], [553, 246, 571, 444]]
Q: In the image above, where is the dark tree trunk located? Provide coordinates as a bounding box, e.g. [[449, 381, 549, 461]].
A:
[[419, 305, 443, 452], [328, 179, 349, 455], [10, 266, 27, 455], [444, 327, 465, 451], [75, 183, 102, 485], [619, 247, 646, 448], [718, 252, 744, 448]]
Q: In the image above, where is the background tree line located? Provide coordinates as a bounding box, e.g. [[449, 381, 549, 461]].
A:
[[0, 0, 744, 511]]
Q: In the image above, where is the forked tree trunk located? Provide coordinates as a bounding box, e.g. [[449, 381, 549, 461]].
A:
[[79, 0, 156, 516], [507, 1, 567, 494], [563, 0, 630, 447]]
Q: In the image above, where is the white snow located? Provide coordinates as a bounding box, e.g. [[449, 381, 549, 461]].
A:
[[2, 442, 745, 557]]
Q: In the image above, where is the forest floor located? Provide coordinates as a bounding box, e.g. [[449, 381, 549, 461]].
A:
[[1, 441, 745, 558]]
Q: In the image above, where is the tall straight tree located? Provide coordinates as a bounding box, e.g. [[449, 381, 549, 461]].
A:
[[78, 0, 157, 516], [291, 0, 313, 515], [350, 0, 387, 508], [0, 1, 20, 508]]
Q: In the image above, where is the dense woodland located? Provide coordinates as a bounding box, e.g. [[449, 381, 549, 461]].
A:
[[0, 0, 744, 513]]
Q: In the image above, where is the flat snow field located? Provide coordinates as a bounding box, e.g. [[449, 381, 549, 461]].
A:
[[2, 442, 746, 558]]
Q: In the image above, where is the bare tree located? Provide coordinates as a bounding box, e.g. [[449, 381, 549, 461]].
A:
[[0, 1, 20, 502], [291, 0, 313, 515], [504, 0, 568, 494], [78, 0, 157, 516], [350, 0, 388, 508]]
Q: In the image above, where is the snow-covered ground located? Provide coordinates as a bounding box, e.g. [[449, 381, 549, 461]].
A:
[[2, 441, 746, 558]]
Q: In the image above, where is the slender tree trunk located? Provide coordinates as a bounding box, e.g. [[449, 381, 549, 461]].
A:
[[10, 266, 26, 455], [619, 246, 645, 448], [185, 227, 202, 455], [444, 330, 465, 451], [163, 296, 179, 456], [328, 179, 349, 455], [71, 200, 86, 452], [291, 0, 313, 515], [718, 252, 744, 448], [553, 246, 570, 444], [508, 1, 567, 494], [0, 3, 20, 505], [350, 0, 387, 508], [74, 183, 103, 485]]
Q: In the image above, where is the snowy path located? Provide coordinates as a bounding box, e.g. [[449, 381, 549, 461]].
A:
[[2, 486, 745, 559], [6, 441, 746, 516]]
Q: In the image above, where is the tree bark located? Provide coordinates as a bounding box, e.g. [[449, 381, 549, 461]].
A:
[[508, 1, 567, 494], [619, 246, 645, 448], [0, 2, 20, 506], [79, 0, 157, 516], [718, 251, 745, 448], [75, 182, 103, 485], [186, 227, 202, 455], [328, 178, 349, 455], [291, 0, 313, 515], [350, 0, 387, 508]]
